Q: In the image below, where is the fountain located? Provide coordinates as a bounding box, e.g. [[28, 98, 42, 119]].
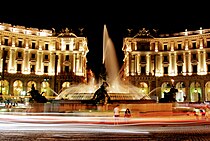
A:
[[55, 25, 152, 104]]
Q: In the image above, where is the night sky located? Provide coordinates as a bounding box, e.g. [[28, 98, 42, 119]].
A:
[[1, 2, 210, 78]]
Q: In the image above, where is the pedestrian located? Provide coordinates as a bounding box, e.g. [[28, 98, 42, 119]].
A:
[[124, 108, 131, 122], [113, 104, 120, 125]]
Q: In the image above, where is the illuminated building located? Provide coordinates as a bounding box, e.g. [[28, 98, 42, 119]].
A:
[[122, 27, 210, 102], [0, 23, 89, 101]]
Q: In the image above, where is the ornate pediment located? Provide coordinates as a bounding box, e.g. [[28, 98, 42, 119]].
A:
[[57, 28, 77, 38], [133, 28, 155, 38]]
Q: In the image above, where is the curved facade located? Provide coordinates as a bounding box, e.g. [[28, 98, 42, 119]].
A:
[[122, 27, 210, 102], [2, 21, 210, 104], [0, 23, 89, 102]]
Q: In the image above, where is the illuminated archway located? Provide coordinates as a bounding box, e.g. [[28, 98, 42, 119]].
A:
[[205, 82, 210, 101], [175, 82, 186, 102], [161, 82, 171, 98], [1, 79, 9, 98], [27, 81, 37, 93], [139, 82, 148, 96], [13, 80, 23, 100], [190, 82, 201, 102], [41, 81, 50, 97]]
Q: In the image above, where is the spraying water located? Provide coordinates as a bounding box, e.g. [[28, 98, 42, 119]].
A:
[[103, 25, 120, 86], [56, 25, 151, 100]]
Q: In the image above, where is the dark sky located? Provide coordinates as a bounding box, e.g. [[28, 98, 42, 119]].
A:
[[1, 3, 210, 77]]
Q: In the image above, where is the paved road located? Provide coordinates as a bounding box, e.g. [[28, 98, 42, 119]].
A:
[[0, 113, 210, 140]]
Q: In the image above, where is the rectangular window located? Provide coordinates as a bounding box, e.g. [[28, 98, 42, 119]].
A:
[[18, 40, 22, 47], [164, 44, 167, 51], [178, 43, 182, 50], [208, 64, 210, 72], [207, 41, 210, 48], [178, 54, 182, 60], [45, 44, 49, 50], [178, 66, 182, 74], [44, 55, 48, 60], [141, 56, 146, 62], [192, 65, 197, 73], [192, 54, 196, 60], [192, 42, 196, 49], [32, 42, 36, 49], [18, 52, 22, 58], [65, 55, 69, 61], [66, 44, 69, 50], [141, 66, 146, 74], [137, 41, 150, 51], [31, 54, 36, 59], [17, 64, 21, 72], [65, 66, 69, 73], [163, 56, 168, 62], [164, 67, 168, 74], [4, 38, 8, 46], [44, 66, 48, 73]]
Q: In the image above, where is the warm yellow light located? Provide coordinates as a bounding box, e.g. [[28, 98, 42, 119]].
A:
[[194, 89, 198, 93]]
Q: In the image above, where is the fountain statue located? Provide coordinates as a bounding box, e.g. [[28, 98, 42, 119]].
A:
[[28, 84, 48, 103], [91, 81, 110, 105], [159, 86, 178, 103], [55, 25, 151, 103]]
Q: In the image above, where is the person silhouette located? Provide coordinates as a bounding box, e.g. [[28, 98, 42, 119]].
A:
[[114, 105, 120, 125], [124, 108, 131, 122]]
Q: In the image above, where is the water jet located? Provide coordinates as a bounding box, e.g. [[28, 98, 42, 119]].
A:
[[55, 25, 152, 104]]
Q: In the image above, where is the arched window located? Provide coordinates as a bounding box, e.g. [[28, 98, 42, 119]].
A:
[[190, 82, 201, 102], [205, 82, 210, 101], [27, 81, 36, 93], [41, 81, 50, 98], [0, 79, 9, 98]]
